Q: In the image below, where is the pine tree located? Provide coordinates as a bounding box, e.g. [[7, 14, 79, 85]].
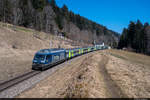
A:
[[31, 0, 48, 11], [49, 0, 56, 8], [134, 20, 143, 52], [2, 0, 12, 23], [144, 23, 149, 27], [62, 4, 69, 22], [118, 28, 128, 49], [62, 4, 68, 14], [0, 0, 4, 21], [142, 23, 149, 54], [128, 21, 136, 48], [103, 27, 107, 35]]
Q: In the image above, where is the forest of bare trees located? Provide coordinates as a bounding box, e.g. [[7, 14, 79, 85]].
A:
[[0, 0, 119, 46]]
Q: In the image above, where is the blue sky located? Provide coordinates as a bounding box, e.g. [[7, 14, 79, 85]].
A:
[[55, 0, 150, 34]]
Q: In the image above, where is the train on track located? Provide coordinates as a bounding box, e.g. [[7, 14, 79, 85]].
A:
[[32, 45, 108, 71]]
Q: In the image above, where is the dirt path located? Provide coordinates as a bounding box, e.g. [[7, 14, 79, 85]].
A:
[[98, 55, 126, 98]]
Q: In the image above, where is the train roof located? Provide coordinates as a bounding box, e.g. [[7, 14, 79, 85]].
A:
[[66, 47, 82, 50], [36, 48, 65, 55]]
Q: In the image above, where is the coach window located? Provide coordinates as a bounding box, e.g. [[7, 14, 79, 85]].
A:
[[71, 51, 74, 54], [73, 51, 76, 54], [66, 52, 69, 56]]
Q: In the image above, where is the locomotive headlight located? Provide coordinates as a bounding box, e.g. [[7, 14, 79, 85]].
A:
[[41, 61, 45, 63], [33, 60, 37, 63]]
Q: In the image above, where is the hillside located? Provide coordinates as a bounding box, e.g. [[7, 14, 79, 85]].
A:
[[0, 22, 78, 82], [0, 0, 119, 46]]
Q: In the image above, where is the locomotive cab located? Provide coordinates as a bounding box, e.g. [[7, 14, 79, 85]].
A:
[[32, 53, 53, 70]]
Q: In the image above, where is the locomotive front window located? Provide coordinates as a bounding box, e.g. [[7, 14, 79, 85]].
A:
[[34, 55, 45, 60]]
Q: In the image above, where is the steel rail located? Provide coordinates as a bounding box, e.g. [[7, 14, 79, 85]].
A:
[[0, 71, 41, 92]]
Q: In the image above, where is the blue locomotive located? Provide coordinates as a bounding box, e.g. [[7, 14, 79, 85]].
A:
[[32, 45, 108, 71], [32, 48, 66, 70]]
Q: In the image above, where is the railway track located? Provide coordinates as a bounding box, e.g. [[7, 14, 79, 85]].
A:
[[0, 71, 41, 92]]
